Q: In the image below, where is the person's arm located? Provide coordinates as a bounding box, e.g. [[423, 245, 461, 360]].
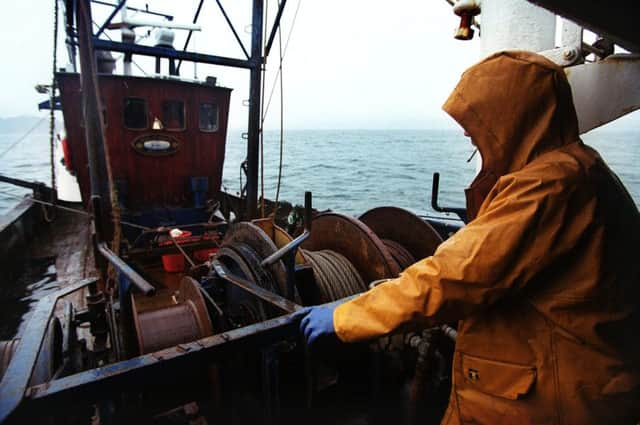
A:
[[334, 167, 587, 342]]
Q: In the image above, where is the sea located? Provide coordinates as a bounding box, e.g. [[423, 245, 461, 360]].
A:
[[1, 126, 639, 217]]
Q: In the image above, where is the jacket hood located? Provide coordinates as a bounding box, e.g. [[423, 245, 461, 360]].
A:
[[443, 51, 579, 178]]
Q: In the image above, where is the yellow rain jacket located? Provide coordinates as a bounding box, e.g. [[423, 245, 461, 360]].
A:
[[334, 51, 640, 424]]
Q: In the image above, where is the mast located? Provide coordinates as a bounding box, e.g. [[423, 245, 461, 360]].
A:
[[245, 0, 264, 219], [480, 0, 555, 55], [76, 0, 113, 242]]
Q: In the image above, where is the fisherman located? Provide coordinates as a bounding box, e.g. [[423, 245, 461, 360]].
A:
[[295, 51, 640, 424]]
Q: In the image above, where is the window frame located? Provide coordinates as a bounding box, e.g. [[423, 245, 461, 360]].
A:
[[199, 102, 219, 133], [123, 97, 148, 130], [162, 99, 187, 132]]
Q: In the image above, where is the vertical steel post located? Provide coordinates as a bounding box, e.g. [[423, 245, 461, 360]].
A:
[[76, 0, 112, 242], [246, 0, 264, 219]]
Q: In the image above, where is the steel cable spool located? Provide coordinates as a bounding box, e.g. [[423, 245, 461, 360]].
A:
[[219, 243, 281, 324], [382, 238, 417, 270], [301, 249, 367, 303], [134, 304, 205, 353], [221, 222, 294, 300], [132, 277, 213, 354], [359, 206, 443, 268], [301, 213, 401, 305]]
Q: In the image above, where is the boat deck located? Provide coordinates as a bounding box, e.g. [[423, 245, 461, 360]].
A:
[[0, 198, 97, 340], [29, 203, 96, 285]]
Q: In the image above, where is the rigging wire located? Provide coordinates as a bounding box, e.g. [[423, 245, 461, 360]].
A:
[[0, 189, 89, 216], [261, 0, 302, 123], [258, 0, 302, 216], [274, 4, 284, 210], [259, 0, 270, 218], [0, 117, 47, 159]]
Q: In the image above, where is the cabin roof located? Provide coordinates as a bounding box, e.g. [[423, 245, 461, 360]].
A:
[[56, 71, 233, 92]]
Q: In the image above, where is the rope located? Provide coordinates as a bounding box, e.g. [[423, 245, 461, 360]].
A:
[[0, 189, 87, 215], [0, 117, 47, 159], [301, 249, 366, 303], [382, 238, 416, 270], [0, 189, 149, 231]]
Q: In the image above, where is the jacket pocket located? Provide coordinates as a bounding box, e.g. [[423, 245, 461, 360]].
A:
[[460, 353, 536, 400]]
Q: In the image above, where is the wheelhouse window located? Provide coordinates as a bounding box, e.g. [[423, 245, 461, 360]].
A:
[[199, 103, 219, 132], [124, 98, 147, 130], [162, 100, 185, 130]]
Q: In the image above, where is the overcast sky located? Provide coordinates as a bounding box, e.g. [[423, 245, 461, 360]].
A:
[[1, 0, 638, 131]]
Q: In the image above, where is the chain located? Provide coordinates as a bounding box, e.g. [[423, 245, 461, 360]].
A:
[[49, 0, 59, 198]]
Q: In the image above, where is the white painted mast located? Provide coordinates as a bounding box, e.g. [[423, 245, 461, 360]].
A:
[[479, 0, 555, 56]]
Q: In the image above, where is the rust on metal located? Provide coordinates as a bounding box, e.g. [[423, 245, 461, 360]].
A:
[[359, 206, 443, 262], [222, 222, 288, 295], [132, 277, 213, 354], [301, 212, 400, 283]]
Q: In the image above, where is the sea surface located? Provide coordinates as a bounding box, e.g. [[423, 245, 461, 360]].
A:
[[1, 127, 640, 217]]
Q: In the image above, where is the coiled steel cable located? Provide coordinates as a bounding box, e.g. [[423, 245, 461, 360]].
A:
[[300, 249, 367, 303], [382, 239, 416, 270]]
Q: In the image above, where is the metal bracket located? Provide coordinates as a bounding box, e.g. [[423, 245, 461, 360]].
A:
[[539, 19, 583, 67], [567, 53, 640, 133], [431, 173, 467, 223]]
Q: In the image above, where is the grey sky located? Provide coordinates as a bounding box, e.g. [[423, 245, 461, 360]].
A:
[[1, 0, 638, 131]]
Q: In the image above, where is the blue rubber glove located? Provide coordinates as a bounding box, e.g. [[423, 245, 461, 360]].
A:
[[294, 306, 337, 346]]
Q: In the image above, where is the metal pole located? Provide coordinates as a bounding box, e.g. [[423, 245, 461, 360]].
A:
[[264, 0, 287, 58], [97, 243, 156, 296], [95, 0, 126, 37], [214, 0, 250, 60], [77, 0, 112, 241], [246, 0, 264, 219], [93, 39, 254, 69], [0, 174, 50, 191]]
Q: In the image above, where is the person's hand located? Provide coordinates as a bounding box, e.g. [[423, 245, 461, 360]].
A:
[[293, 306, 336, 346]]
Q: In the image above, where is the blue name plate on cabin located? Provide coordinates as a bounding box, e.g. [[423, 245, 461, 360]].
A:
[[131, 134, 180, 156]]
